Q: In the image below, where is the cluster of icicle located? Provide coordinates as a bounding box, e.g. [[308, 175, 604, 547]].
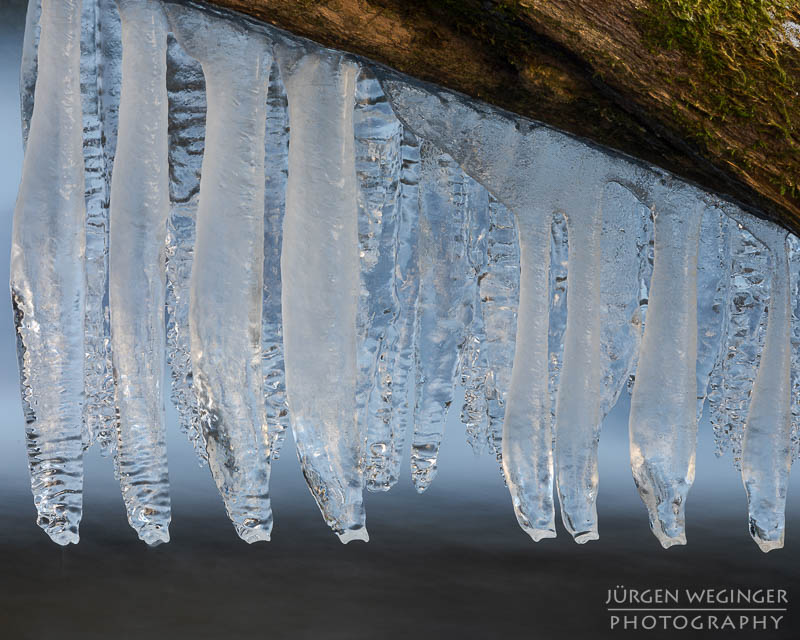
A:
[[14, 0, 799, 552]]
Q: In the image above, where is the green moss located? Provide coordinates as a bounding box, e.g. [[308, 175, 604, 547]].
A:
[[639, 1, 799, 197]]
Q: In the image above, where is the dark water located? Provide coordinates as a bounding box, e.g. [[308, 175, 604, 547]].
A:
[[2, 486, 798, 640]]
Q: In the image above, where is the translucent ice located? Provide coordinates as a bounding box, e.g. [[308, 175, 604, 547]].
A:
[[353, 71, 403, 490], [381, 80, 557, 538], [19, 0, 41, 149], [481, 196, 520, 463], [11, 0, 799, 549], [411, 145, 475, 492], [549, 148, 608, 544], [164, 31, 206, 459], [738, 220, 792, 552], [628, 181, 704, 548], [12, 0, 86, 545], [108, 0, 171, 545], [261, 63, 290, 461], [277, 44, 367, 542], [707, 221, 771, 464], [167, 4, 273, 542], [81, 0, 116, 453], [694, 208, 732, 420], [459, 193, 491, 455], [366, 128, 421, 491], [547, 212, 568, 453]]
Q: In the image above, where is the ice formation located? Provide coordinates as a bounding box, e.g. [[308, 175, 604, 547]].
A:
[[108, 0, 171, 545], [13, 0, 797, 551]]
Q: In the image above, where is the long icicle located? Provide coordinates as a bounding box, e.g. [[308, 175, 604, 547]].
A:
[[166, 5, 274, 543], [11, 0, 86, 545], [277, 44, 367, 542], [552, 158, 608, 544], [379, 81, 554, 539], [628, 181, 703, 548], [108, 0, 171, 545], [740, 222, 792, 552]]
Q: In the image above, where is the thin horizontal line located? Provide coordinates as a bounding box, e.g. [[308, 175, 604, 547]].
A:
[[607, 608, 787, 612]]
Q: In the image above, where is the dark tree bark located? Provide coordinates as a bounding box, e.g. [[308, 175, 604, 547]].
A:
[[203, 0, 800, 235]]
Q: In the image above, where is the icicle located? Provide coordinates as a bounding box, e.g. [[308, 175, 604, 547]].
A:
[[459, 183, 491, 454], [708, 223, 771, 463], [628, 181, 703, 548], [277, 45, 366, 542], [694, 208, 732, 420], [739, 222, 792, 552], [166, 5, 273, 543], [482, 196, 520, 462], [595, 183, 649, 421], [547, 212, 568, 459], [262, 63, 290, 461], [411, 145, 474, 492], [540, 151, 607, 543], [380, 80, 555, 539], [164, 31, 206, 459], [354, 70, 403, 490], [108, 0, 171, 545], [93, 0, 123, 452], [20, 0, 41, 148], [504, 201, 556, 541], [81, 0, 115, 452], [791, 236, 800, 462], [11, 0, 86, 545], [367, 128, 421, 491], [20, 0, 118, 452]]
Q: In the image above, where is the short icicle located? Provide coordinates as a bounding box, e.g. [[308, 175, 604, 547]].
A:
[[166, 5, 273, 542], [482, 196, 520, 463], [108, 0, 171, 545], [164, 30, 206, 459], [11, 0, 86, 545], [353, 70, 403, 491], [371, 128, 422, 491], [459, 184, 491, 454], [20, 0, 41, 148], [596, 182, 650, 421], [628, 181, 703, 548], [694, 207, 732, 420], [740, 221, 792, 552], [277, 44, 367, 542], [707, 220, 771, 462], [410, 145, 474, 492]]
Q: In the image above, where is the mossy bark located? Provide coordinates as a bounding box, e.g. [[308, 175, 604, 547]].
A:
[[205, 0, 800, 235]]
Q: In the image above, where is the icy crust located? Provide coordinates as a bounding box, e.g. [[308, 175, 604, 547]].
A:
[[14, 0, 798, 550]]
